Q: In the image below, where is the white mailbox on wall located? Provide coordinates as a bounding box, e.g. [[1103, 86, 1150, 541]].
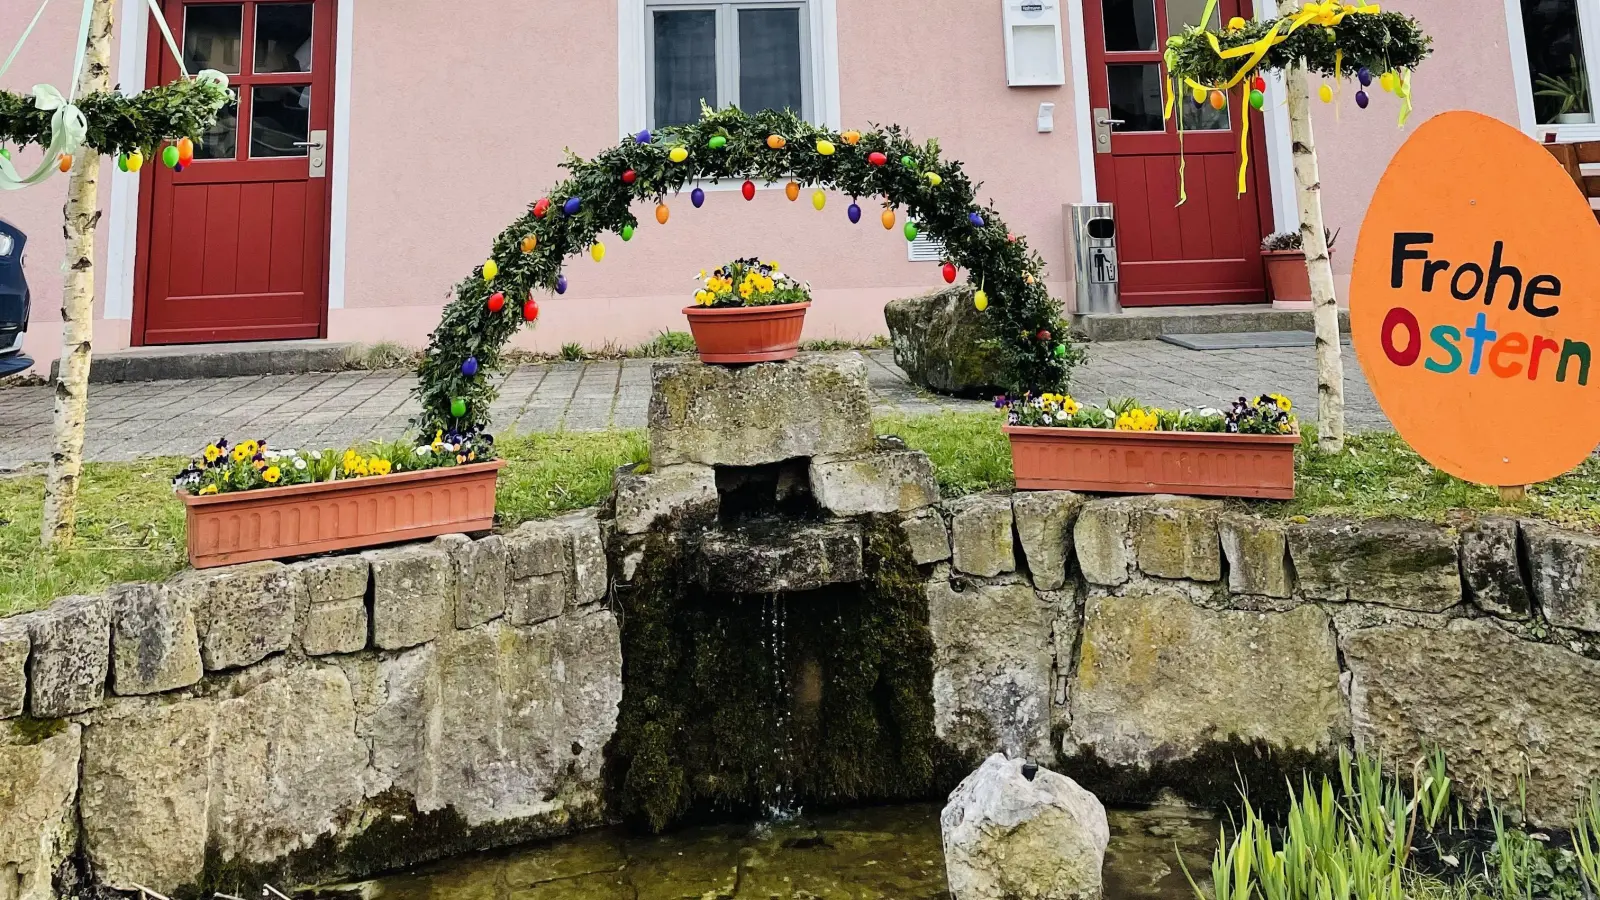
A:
[[1003, 1, 1067, 87]]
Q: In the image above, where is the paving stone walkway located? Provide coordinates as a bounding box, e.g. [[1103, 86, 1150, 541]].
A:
[[0, 344, 1386, 467]]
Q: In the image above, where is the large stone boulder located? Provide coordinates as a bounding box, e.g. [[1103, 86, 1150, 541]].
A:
[[809, 450, 940, 516], [1343, 617, 1600, 824], [0, 723, 82, 900], [928, 575, 1056, 760], [942, 753, 1109, 900], [698, 522, 865, 593], [648, 355, 875, 468], [885, 286, 1005, 398], [1067, 590, 1347, 766]]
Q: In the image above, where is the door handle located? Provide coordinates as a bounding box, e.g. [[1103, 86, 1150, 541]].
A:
[[1092, 108, 1119, 154], [292, 141, 324, 149], [1096, 118, 1126, 126], [298, 130, 328, 178]]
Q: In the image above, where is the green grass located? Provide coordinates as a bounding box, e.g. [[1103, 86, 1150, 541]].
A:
[[7, 411, 1600, 617]]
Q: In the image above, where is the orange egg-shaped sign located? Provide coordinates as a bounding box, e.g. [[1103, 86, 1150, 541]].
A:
[[1350, 111, 1600, 486]]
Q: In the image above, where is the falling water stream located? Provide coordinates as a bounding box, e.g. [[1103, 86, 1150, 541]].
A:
[[357, 802, 1220, 900]]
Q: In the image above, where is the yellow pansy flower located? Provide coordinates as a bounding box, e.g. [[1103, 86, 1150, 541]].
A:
[[262, 466, 281, 484], [203, 445, 221, 463], [198, 484, 219, 495], [371, 458, 392, 476]]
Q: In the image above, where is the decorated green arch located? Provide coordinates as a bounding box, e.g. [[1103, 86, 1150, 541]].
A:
[[414, 105, 1081, 436]]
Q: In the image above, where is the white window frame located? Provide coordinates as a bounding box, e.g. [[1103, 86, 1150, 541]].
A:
[[1505, 0, 1600, 142], [619, 0, 841, 139]]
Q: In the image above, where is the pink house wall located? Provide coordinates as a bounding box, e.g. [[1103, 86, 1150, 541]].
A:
[[0, 0, 1534, 369]]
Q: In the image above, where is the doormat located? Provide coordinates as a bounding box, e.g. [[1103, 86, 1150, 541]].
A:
[[1160, 331, 1331, 350]]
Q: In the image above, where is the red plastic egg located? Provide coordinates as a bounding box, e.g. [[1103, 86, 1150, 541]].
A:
[[487, 292, 505, 312], [622, 169, 637, 184], [867, 152, 888, 167], [523, 298, 540, 322], [941, 262, 957, 284], [742, 180, 756, 201], [533, 197, 550, 218]]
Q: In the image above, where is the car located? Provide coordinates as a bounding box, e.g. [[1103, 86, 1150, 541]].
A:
[[0, 217, 31, 378]]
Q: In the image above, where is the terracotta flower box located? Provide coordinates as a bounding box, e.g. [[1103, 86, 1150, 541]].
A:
[[683, 301, 810, 363], [1004, 426, 1299, 499], [178, 459, 504, 568]]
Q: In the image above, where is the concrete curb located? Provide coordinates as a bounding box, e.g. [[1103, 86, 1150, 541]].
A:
[[1072, 306, 1352, 342], [50, 340, 359, 383]]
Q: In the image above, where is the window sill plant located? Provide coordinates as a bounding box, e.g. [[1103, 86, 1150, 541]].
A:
[[171, 433, 501, 568], [1261, 228, 1339, 311], [1001, 394, 1301, 499], [683, 257, 811, 363]]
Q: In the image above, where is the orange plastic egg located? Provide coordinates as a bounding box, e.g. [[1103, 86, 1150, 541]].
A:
[[177, 137, 194, 165], [57, 153, 72, 172], [1209, 90, 1226, 110], [785, 181, 800, 202], [767, 134, 787, 149], [520, 235, 537, 253], [841, 130, 861, 145], [655, 203, 670, 224], [881, 209, 896, 230]]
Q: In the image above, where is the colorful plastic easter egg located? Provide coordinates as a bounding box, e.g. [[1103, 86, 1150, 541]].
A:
[[974, 290, 988, 311], [812, 189, 826, 210], [767, 134, 787, 149], [942, 262, 957, 284], [901, 155, 916, 169], [926, 172, 943, 186], [1192, 84, 1207, 104], [1253, 75, 1267, 92], [1318, 83, 1334, 103], [482, 260, 498, 281], [848, 202, 862, 224], [450, 398, 467, 418], [816, 139, 835, 156], [1209, 90, 1226, 110], [521, 235, 538, 253], [1355, 89, 1370, 109], [0, 147, 9, 159], [1380, 71, 1397, 92], [742, 180, 756, 201], [1054, 344, 1068, 359], [174, 163, 185, 173], [1358, 66, 1373, 87], [669, 146, 689, 163], [591, 242, 606, 262], [533, 197, 550, 218], [969, 212, 985, 227], [904, 222, 919, 242], [555, 275, 568, 294], [562, 197, 581, 216], [881, 209, 896, 230], [621, 224, 635, 241], [117, 153, 128, 173], [656, 203, 670, 224], [708, 135, 727, 149], [1037, 329, 1052, 341], [1249, 89, 1265, 110], [867, 152, 888, 167], [691, 187, 705, 208], [622, 169, 638, 184], [634, 129, 652, 144], [523, 298, 540, 321], [841, 130, 861, 145], [162, 145, 179, 167], [785, 181, 800, 202], [56, 153, 72, 172], [461, 356, 479, 376], [177, 137, 194, 166], [128, 150, 143, 172]]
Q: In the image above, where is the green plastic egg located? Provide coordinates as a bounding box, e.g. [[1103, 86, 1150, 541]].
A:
[[904, 221, 919, 242], [621, 224, 635, 242], [162, 145, 180, 168], [450, 398, 467, 418], [708, 135, 727, 149]]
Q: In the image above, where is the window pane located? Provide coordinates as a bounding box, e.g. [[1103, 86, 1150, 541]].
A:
[[183, 5, 242, 75], [1103, 0, 1158, 51], [1179, 79, 1231, 130], [255, 3, 313, 74], [195, 98, 239, 159], [1165, 0, 1220, 35], [738, 8, 803, 115], [250, 85, 310, 158], [1523, 0, 1593, 124], [654, 10, 718, 127], [1108, 64, 1165, 131]]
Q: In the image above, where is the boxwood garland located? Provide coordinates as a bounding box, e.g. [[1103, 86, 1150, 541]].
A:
[[1166, 9, 1431, 87], [0, 76, 230, 158], [414, 104, 1082, 437]]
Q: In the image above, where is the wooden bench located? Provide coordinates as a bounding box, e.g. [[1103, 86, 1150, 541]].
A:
[[1543, 139, 1600, 223]]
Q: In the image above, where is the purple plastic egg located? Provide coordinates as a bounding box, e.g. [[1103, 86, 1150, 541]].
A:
[[969, 212, 986, 228], [461, 356, 479, 376], [556, 275, 568, 295], [847, 202, 862, 224], [1355, 89, 1369, 109], [691, 187, 705, 208], [562, 197, 581, 216], [634, 129, 651, 144], [1358, 66, 1372, 87]]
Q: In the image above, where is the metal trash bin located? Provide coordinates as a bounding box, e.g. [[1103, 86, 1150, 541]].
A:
[[1068, 203, 1120, 315]]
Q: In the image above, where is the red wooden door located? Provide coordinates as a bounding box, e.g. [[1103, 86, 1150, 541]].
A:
[[135, 0, 333, 345], [1084, 0, 1273, 307]]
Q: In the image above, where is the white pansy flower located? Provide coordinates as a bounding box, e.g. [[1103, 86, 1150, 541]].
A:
[[293, 458, 307, 471]]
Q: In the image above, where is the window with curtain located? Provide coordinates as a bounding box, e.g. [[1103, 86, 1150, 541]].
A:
[[648, 1, 812, 128], [1521, 0, 1596, 126]]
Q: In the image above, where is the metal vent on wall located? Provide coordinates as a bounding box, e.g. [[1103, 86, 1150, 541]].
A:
[[906, 234, 947, 263]]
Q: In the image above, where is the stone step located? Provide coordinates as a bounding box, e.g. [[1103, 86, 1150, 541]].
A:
[[52, 339, 358, 384], [1072, 304, 1352, 343]]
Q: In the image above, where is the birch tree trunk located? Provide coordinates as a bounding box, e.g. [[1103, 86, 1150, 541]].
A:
[[41, 0, 115, 547], [1278, 0, 1345, 453]]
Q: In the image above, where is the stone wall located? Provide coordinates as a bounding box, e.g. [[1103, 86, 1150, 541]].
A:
[[0, 514, 619, 900], [921, 493, 1600, 826]]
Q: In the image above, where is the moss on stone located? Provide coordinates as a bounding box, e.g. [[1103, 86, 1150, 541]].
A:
[[605, 517, 951, 833], [3, 716, 67, 746]]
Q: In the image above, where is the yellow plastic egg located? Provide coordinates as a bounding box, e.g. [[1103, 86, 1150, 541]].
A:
[[812, 189, 826, 210], [1318, 83, 1334, 103], [668, 146, 689, 163], [126, 151, 144, 172], [974, 290, 988, 311], [1380, 71, 1398, 92], [1191, 84, 1208, 104], [482, 260, 499, 281], [1227, 15, 1246, 30], [591, 242, 606, 262], [926, 172, 943, 187], [816, 139, 836, 156]]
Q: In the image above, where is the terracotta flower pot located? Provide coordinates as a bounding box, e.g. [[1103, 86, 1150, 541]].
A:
[[1262, 248, 1333, 311], [1004, 426, 1299, 499], [683, 301, 810, 363], [178, 459, 504, 568]]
